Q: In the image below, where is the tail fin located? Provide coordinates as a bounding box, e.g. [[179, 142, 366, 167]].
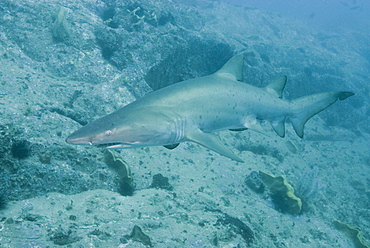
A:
[[289, 91, 354, 138]]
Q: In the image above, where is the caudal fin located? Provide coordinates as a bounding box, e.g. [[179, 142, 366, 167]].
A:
[[289, 91, 354, 138]]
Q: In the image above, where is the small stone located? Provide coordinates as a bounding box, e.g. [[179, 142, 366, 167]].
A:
[[129, 225, 152, 247], [39, 151, 52, 164], [150, 173, 173, 191], [245, 171, 265, 193]]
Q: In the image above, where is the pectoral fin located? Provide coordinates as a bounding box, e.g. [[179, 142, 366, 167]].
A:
[[186, 129, 244, 163]]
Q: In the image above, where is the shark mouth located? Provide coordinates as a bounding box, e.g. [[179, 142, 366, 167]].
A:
[[96, 143, 122, 148], [96, 143, 134, 149]]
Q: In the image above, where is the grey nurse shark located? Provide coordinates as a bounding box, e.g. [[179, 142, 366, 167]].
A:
[[66, 54, 354, 162]]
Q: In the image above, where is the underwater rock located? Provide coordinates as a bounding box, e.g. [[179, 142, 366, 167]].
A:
[[245, 171, 265, 193], [49, 225, 82, 246], [94, 27, 122, 60], [103, 150, 134, 196], [100, 6, 119, 28], [150, 173, 173, 191], [333, 220, 370, 248], [0, 194, 6, 210], [123, 225, 152, 247], [39, 151, 52, 164], [244, 51, 259, 66], [216, 213, 254, 245], [350, 178, 366, 194], [93, 26, 132, 70], [285, 140, 298, 154], [49, 107, 87, 126], [89, 229, 112, 241], [259, 171, 302, 215], [237, 143, 284, 162], [144, 40, 233, 90]]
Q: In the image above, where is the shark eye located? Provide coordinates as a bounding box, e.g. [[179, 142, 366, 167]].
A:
[[105, 130, 113, 136]]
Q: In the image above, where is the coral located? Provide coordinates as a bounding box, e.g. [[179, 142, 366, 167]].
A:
[[100, 3, 173, 32], [124, 5, 167, 31], [11, 139, 31, 159], [129, 6, 147, 30], [51, 6, 71, 42], [103, 150, 134, 196], [333, 220, 370, 248], [259, 171, 302, 215], [295, 165, 321, 201]]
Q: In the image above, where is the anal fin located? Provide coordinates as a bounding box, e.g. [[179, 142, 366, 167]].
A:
[[271, 119, 286, 137], [186, 129, 244, 163]]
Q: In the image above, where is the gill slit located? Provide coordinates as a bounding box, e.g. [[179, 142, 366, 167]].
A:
[[170, 116, 185, 144]]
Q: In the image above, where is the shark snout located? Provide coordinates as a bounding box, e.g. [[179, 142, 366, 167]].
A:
[[65, 133, 91, 145], [65, 126, 96, 145]]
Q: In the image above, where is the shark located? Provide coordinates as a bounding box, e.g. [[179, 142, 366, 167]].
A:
[[66, 54, 354, 162]]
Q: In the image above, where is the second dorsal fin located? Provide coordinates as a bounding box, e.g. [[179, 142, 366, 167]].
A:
[[265, 76, 287, 98]]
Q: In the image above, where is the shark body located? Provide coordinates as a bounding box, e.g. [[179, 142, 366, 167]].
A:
[[66, 54, 353, 162]]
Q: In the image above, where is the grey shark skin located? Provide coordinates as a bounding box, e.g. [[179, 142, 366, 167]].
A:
[[66, 54, 354, 162]]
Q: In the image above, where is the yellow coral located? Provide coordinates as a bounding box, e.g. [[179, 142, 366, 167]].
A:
[[333, 220, 370, 248], [104, 150, 132, 181], [259, 171, 302, 215]]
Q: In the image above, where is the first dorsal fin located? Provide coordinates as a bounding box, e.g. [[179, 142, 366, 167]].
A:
[[215, 54, 244, 81], [265, 75, 287, 98]]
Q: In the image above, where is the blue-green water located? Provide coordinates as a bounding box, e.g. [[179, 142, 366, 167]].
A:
[[0, 0, 369, 247]]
